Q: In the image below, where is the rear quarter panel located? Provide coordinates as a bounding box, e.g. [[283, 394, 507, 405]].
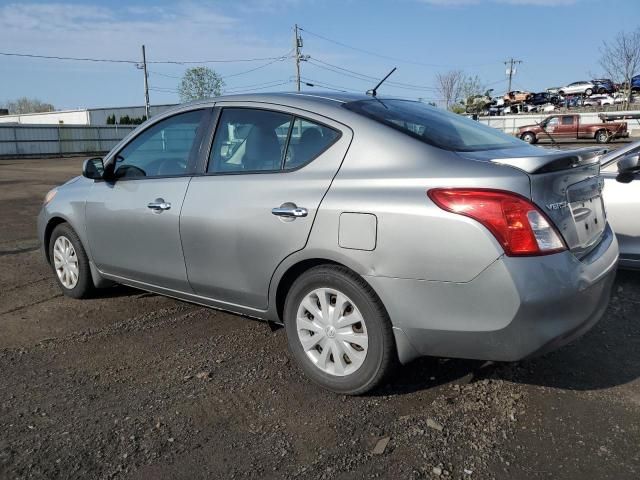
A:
[[306, 122, 532, 283]]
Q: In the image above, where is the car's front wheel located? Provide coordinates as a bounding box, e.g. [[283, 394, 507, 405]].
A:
[[49, 223, 95, 299], [284, 265, 396, 395]]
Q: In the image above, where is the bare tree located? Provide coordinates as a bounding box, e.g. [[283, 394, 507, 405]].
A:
[[435, 70, 464, 110], [3, 97, 55, 114], [599, 28, 640, 107], [460, 75, 486, 103]]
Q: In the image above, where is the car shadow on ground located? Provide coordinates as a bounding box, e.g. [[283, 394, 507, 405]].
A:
[[91, 284, 148, 299], [377, 270, 640, 396]]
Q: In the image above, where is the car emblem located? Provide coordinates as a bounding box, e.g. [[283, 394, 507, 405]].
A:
[[546, 201, 569, 211]]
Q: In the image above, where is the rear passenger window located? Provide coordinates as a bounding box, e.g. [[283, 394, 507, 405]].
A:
[[561, 116, 574, 125], [208, 108, 292, 173], [285, 119, 339, 169], [208, 108, 339, 173]]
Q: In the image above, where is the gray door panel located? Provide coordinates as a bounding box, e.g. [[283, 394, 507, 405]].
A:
[[180, 109, 352, 310], [86, 178, 192, 291]]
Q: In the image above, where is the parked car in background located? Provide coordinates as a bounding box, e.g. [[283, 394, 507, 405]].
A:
[[527, 92, 559, 106], [592, 79, 617, 94], [559, 81, 595, 96], [600, 143, 640, 270], [632, 75, 640, 92], [584, 95, 615, 107], [503, 90, 532, 104], [38, 92, 619, 394], [518, 114, 628, 144]]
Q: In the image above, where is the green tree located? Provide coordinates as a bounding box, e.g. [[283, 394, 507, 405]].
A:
[[178, 67, 225, 103]]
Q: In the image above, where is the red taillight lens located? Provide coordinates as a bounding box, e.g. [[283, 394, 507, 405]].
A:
[[428, 188, 566, 256]]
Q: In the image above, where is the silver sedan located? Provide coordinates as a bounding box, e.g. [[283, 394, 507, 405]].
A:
[[39, 93, 625, 394]]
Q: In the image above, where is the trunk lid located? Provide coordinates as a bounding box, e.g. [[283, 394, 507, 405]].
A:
[[458, 145, 607, 257]]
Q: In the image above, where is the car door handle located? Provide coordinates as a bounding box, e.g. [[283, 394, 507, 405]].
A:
[[271, 205, 308, 218], [147, 199, 171, 211]]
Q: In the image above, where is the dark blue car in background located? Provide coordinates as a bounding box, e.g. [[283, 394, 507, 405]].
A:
[[592, 78, 617, 94]]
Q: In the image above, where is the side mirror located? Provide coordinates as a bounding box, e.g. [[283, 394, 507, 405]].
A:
[[82, 157, 104, 180], [616, 153, 640, 184]]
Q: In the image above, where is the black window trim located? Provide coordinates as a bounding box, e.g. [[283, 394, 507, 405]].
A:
[[102, 107, 213, 182], [201, 105, 342, 176]]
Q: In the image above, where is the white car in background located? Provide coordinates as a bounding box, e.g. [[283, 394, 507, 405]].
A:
[[584, 95, 615, 107], [601, 144, 640, 270], [559, 81, 595, 96]]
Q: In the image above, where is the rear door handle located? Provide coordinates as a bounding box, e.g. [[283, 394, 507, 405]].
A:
[[272, 205, 308, 218], [147, 198, 172, 211]]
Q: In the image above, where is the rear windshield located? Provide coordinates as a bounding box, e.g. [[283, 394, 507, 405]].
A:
[[344, 99, 523, 152]]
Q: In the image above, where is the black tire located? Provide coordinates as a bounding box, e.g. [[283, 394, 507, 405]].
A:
[[558, 90, 565, 96], [284, 265, 396, 395], [595, 130, 610, 144], [48, 223, 95, 299], [521, 132, 537, 144], [585, 88, 593, 96]]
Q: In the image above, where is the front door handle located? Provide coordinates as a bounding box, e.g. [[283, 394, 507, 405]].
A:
[[272, 204, 308, 218], [147, 198, 171, 212]]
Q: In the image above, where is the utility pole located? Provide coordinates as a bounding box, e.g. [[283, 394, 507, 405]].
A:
[[504, 58, 522, 93], [141, 45, 150, 119], [294, 24, 302, 92]]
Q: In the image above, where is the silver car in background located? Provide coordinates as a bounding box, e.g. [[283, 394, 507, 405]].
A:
[[39, 93, 628, 394]]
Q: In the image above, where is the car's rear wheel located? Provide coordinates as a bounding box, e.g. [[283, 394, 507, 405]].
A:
[[49, 223, 94, 299], [585, 88, 593, 96], [595, 130, 610, 144], [284, 265, 396, 395], [521, 132, 537, 144]]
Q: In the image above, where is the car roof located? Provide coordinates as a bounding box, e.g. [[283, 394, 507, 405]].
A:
[[157, 91, 415, 122], [181, 91, 373, 109]]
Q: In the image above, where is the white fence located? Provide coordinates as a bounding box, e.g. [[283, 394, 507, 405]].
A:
[[0, 124, 137, 157], [479, 110, 640, 136]]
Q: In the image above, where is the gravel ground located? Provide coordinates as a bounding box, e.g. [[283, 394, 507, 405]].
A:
[[0, 155, 639, 480]]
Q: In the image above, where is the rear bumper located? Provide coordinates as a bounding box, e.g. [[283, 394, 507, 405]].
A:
[[367, 224, 618, 364]]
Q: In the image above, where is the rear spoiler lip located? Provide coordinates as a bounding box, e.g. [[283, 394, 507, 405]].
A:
[[490, 147, 607, 174]]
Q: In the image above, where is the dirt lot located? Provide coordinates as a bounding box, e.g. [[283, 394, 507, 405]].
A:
[[0, 155, 639, 480]]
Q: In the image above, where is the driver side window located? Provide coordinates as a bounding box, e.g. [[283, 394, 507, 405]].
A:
[[114, 109, 205, 178]]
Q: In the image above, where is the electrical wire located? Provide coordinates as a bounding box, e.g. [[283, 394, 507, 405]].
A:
[[0, 51, 293, 65], [224, 80, 293, 93], [307, 58, 438, 92], [224, 79, 293, 91], [299, 27, 502, 69]]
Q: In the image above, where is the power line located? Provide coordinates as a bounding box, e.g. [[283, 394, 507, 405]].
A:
[[307, 58, 438, 92], [224, 80, 293, 93], [148, 70, 182, 79], [148, 52, 292, 83], [224, 79, 293, 91], [0, 51, 293, 65], [222, 53, 292, 79], [300, 27, 502, 69]]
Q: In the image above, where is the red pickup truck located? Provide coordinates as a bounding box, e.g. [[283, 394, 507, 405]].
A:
[[518, 114, 628, 144]]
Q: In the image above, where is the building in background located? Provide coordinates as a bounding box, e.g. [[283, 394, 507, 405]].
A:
[[0, 104, 176, 125]]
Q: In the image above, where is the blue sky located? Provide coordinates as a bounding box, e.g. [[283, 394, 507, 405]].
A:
[[1, 0, 638, 109]]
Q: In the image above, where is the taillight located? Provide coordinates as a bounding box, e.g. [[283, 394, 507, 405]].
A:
[[428, 188, 566, 256]]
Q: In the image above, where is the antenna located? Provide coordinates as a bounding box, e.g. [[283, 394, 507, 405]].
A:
[[366, 67, 397, 97]]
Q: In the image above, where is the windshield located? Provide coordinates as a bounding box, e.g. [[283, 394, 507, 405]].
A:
[[344, 99, 523, 152]]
